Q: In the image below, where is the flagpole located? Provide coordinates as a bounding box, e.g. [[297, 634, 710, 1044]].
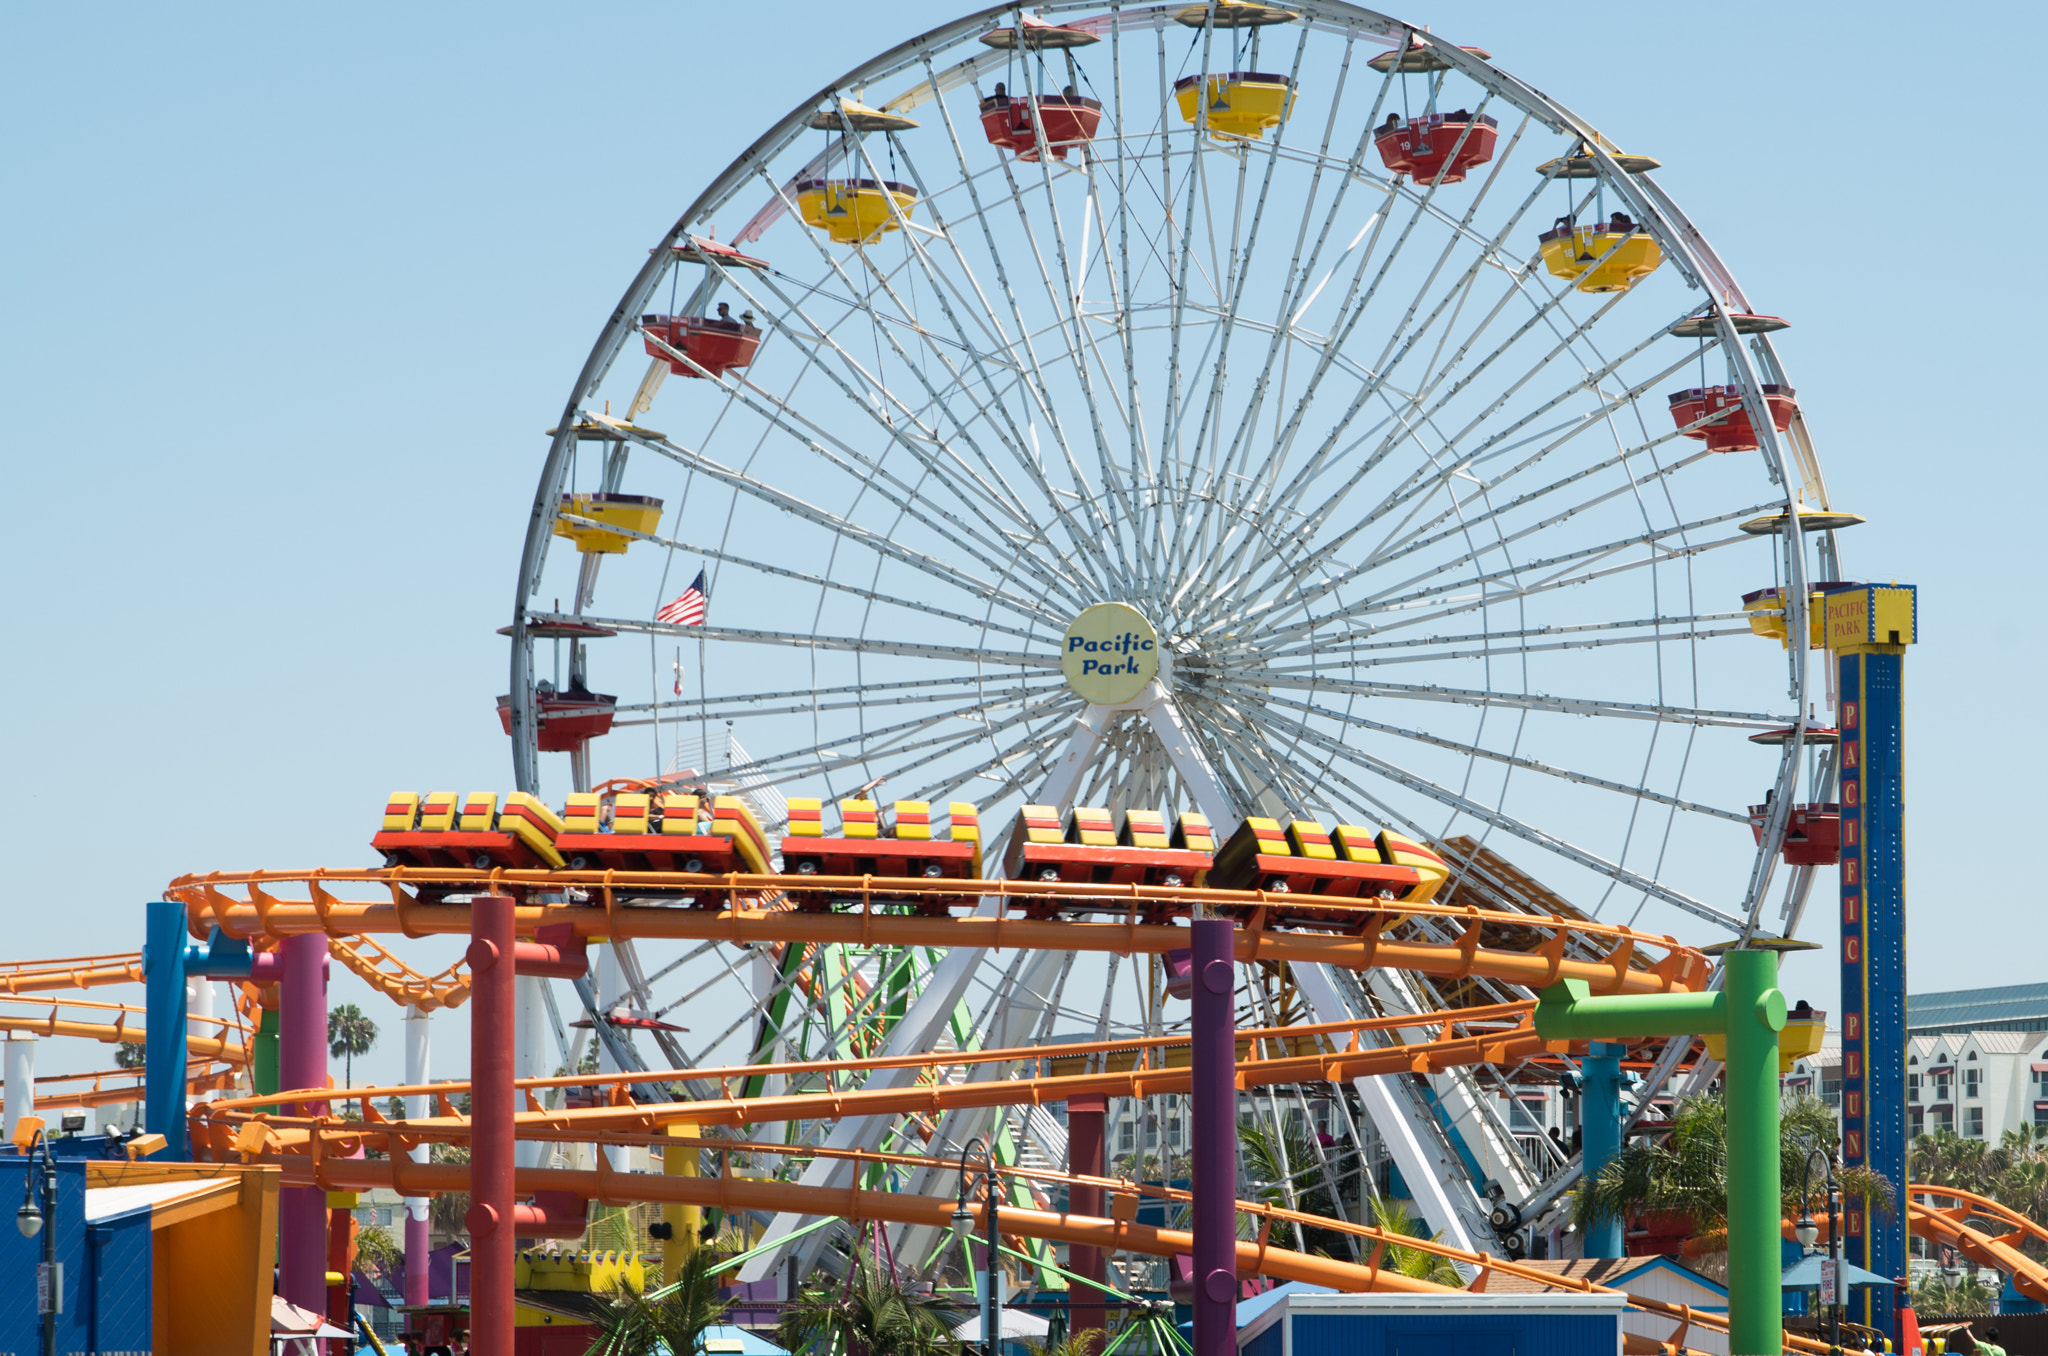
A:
[[649, 635, 663, 777]]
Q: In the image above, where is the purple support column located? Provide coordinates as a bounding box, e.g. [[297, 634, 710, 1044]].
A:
[[1191, 918, 1237, 1356], [277, 931, 330, 1315]]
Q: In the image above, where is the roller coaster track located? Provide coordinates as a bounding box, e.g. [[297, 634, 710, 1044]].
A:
[[1908, 1184, 2048, 1302], [165, 867, 1709, 995], [146, 864, 1779, 1348]]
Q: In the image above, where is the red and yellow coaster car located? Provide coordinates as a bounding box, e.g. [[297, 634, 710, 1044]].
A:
[[374, 792, 568, 870], [780, 799, 983, 910], [1002, 806, 1215, 915], [1206, 817, 1450, 925]]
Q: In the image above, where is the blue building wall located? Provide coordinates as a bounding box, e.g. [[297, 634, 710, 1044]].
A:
[[0, 1150, 157, 1355], [0, 1157, 92, 1355], [1290, 1311, 1617, 1356], [86, 1208, 153, 1354]]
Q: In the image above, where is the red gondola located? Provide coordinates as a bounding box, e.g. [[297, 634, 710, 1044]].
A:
[[980, 86, 1104, 161], [641, 312, 761, 378], [1667, 384, 1797, 454], [494, 683, 616, 752], [1748, 801, 1841, 867], [1373, 111, 1499, 184]]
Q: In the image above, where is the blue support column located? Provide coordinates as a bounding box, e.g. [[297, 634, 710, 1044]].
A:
[[1840, 647, 1908, 1334], [143, 906, 257, 1160], [1580, 1042, 1626, 1259], [142, 900, 189, 1156]]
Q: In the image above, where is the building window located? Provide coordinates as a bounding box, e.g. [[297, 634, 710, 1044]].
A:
[[1909, 1073, 1920, 1100], [1967, 1107, 1985, 1138], [2036, 1104, 2048, 1131], [1119, 1121, 1135, 1154], [1911, 1108, 1925, 1138], [1935, 1107, 1954, 1132], [1965, 1068, 1980, 1099]]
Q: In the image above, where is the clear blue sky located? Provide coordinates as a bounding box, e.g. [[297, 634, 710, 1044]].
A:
[[2, 1, 2041, 1091]]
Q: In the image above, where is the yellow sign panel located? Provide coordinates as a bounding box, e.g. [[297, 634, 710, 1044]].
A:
[[1061, 602, 1160, 704], [1822, 584, 1917, 652]]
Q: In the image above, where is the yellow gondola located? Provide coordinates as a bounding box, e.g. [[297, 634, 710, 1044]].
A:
[[795, 178, 918, 245], [552, 492, 663, 554], [1172, 71, 1295, 140], [1535, 215, 1662, 294]]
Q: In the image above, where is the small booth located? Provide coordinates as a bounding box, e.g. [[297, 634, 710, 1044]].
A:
[[1238, 1290, 1628, 1356]]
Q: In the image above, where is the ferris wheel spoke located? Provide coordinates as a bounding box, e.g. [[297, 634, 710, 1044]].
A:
[[544, 612, 1055, 670], [735, 685, 1076, 779], [715, 368, 1081, 599], [607, 423, 1067, 627], [1353, 429, 1715, 594], [561, 509, 1056, 646], [1259, 608, 1756, 665], [634, 675, 1067, 727], [1238, 684, 1748, 823], [818, 691, 1081, 801], [828, 136, 1104, 533], [1334, 441, 1729, 610], [1174, 26, 1321, 591], [1235, 698, 1742, 928], [909, 91, 1141, 595], [1247, 670, 1790, 729], [709, 256, 1047, 542], [981, 109, 1152, 588], [743, 193, 1109, 610], [1202, 47, 1396, 546], [1294, 500, 1768, 634], [1269, 97, 1518, 503]]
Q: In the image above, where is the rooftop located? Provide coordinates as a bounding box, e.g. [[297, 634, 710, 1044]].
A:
[[1907, 983, 2048, 1035]]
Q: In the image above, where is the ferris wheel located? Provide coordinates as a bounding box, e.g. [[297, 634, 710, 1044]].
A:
[[503, 0, 1845, 1280]]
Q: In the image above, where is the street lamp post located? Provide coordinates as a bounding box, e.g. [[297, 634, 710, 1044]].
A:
[[1796, 1147, 1843, 1354], [953, 1137, 1001, 1356], [15, 1127, 60, 1356]]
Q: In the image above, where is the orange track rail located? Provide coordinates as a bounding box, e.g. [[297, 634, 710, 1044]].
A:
[[167, 868, 1708, 996]]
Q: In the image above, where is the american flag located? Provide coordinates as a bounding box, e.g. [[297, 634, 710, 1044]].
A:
[[657, 571, 708, 627]]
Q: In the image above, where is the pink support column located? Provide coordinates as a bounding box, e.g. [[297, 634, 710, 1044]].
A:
[[466, 895, 517, 1356], [1191, 918, 1238, 1356], [1066, 1094, 1108, 1341], [277, 931, 330, 1316], [404, 1211, 430, 1306]]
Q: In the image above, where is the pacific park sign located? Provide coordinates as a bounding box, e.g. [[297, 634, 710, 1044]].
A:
[[1060, 602, 1160, 705]]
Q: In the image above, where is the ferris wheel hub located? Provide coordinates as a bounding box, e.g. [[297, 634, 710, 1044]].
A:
[[1060, 602, 1161, 705]]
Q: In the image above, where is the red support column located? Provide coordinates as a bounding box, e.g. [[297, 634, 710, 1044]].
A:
[[1191, 918, 1238, 1356], [1067, 1094, 1108, 1340], [466, 895, 517, 1356]]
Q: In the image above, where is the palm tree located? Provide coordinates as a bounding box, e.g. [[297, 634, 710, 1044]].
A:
[[585, 1245, 734, 1356], [1577, 1093, 1894, 1241], [1367, 1197, 1467, 1287], [328, 1004, 378, 1089], [1024, 1332, 1104, 1356], [777, 1248, 961, 1356], [1238, 1120, 1360, 1256], [1912, 1268, 1996, 1317]]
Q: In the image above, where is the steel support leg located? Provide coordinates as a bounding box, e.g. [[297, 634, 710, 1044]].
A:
[[467, 895, 517, 1356], [278, 931, 330, 1315], [1192, 918, 1237, 1356]]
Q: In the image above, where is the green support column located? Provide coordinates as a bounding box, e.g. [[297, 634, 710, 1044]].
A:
[[254, 1006, 280, 1114], [1536, 940, 1810, 1356]]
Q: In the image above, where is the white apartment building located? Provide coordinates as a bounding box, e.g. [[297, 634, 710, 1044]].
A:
[[1783, 983, 2048, 1142]]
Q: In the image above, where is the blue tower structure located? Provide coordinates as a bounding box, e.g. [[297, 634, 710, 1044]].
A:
[[1826, 583, 1916, 1334]]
